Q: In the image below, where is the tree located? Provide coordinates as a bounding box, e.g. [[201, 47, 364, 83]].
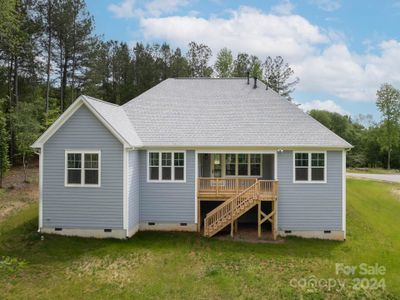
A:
[[214, 48, 233, 78], [263, 56, 299, 101], [248, 55, 262, 79], [232, 53, 250, 77], [11, 101, 42, 182], [376, 83, 400, 169], [0, 107, 10, 188], [169, 48, 190, 77], [186, 41, 213, 77]]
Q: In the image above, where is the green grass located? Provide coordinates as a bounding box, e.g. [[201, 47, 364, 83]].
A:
[[347, 167, 400, 174], [0, 179, 399, 299]]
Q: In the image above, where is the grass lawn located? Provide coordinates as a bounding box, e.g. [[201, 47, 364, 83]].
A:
[[347, 167, 400, 175], [0, 172, 399, 299]]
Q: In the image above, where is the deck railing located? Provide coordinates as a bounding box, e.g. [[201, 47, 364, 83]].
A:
[[198, 177, 278, 200], [197, 177, 258, 198]]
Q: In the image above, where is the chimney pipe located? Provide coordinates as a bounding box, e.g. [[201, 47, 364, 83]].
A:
[[253, 77, 257, 89], [247, 71, 250, 85], [265, 80, 268, 90]]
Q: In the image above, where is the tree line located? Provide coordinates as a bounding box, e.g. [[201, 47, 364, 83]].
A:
[[310, 84, 400, 170], [0, 0, 399, 187]]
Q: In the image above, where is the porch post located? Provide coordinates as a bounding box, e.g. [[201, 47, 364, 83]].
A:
[[258, 201, 261, 239]]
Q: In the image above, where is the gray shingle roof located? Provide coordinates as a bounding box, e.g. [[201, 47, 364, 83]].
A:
[[83, 95, 142, 147], [119, 78, 352, 148]]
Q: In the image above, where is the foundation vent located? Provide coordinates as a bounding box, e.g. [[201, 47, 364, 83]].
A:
[[104, 229, 112, 232], [148, 222, 155, 226], [284, 230, 292, 234], [180, 223, 187, 226], [54, 228, 62, 231], [324, 230, 331, 234]]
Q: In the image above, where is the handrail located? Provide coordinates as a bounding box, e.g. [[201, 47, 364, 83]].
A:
[[204, 181, 260, 237]]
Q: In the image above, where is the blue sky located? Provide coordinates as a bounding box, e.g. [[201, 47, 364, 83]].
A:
[[86, 0, 400, 121]]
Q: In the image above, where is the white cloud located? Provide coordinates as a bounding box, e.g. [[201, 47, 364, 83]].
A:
[[141, 6, 328, 62], [271, 0, 295, 15], [108, 0, 137, 19], [138, 6, 400, 102], [300, 100, 350, 115], [309, 0, 341, 11], [146, 0, 189, 17]]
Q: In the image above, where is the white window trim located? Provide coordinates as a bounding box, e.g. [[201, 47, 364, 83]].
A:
[[147, 150, 186, 183], [223, 153, 263, 177], [65, 150, 101, 187], [293, 151, 327, 184]]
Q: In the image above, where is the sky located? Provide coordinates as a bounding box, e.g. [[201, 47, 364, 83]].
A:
[[86, 0, 400, 121]]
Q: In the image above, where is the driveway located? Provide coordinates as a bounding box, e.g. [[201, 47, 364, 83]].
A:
[[346, 172, 400, 183]]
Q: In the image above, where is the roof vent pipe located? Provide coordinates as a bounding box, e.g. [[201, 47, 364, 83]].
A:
[[265, 80, 268, 90], [253, 77, 257, 89], [247, 71, 250, 85]]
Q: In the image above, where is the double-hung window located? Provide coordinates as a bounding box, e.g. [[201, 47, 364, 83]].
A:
[[294, 152, 326, 183], [224, 154, 262, 177], [148, 151, 185, 182], [65, 150, 100, 187]]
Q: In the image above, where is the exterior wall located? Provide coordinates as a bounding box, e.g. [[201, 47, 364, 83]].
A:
[[277, 150, 343, 232], [42, 105, 124, 230], [139, 150, 196, 224], [128, 150, 140, 232]]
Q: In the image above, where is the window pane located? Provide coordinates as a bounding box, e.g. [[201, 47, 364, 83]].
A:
[[85, 153, 99, 169], [295, 153, 308, 167], [68, 169, 81, 184], [226, 164, 236, 176], [85, 170, 99, 184], [312, 153, 325, 167], [68, 153, 81, 168], [149, 152, 159, 166], [238, 164, 248, 176], [225, 154, 236, 164], [162, 153, 172, 166], [175, 167, 184, 180], [174, 152, 184, 166], [251, 164, 261, 176], [312, 168, 324, 181], [238, 154, 248, 164], [295, 168, 308, 181], [162, 167, 171, 180], [251, 154, 261, 164], [150, 167, 159, 180]]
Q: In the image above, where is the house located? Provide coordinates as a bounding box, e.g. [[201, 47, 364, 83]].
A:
[[32, 77, 352, 240]]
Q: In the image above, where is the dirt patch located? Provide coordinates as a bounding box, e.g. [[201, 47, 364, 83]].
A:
[[0, 166, 39, 222], [213, 224, 285, 244]]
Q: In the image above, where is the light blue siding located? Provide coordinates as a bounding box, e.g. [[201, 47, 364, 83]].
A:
[[128, 150, 140, 228], [277, 151, 343, 231], [42, 105, 124, 229], [139, 150, 195, 223]]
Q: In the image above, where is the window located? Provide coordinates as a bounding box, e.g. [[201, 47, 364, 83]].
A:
[[295, 153, 308, 181], [66, 151, 100, 186], [148, 151, 185, 182], [311, 153, 325, 181], [224, 154, 262, 177], [294, 152, 326, 183], [250, 154, 261, 176], [225, 154, 236, 176]]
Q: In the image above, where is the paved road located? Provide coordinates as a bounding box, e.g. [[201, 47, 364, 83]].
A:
[[346, 172, 400, 183]]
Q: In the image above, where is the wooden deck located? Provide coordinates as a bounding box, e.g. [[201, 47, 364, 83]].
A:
[[197, 177, 278, 201], [197, 177, 279, 239]]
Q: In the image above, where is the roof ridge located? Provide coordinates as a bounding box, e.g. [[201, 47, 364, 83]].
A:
[[173, 77, 247, 80], [82, 95, 120, 107]]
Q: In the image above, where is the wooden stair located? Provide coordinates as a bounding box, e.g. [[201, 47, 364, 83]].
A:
[[204, 181, 262, 237]]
